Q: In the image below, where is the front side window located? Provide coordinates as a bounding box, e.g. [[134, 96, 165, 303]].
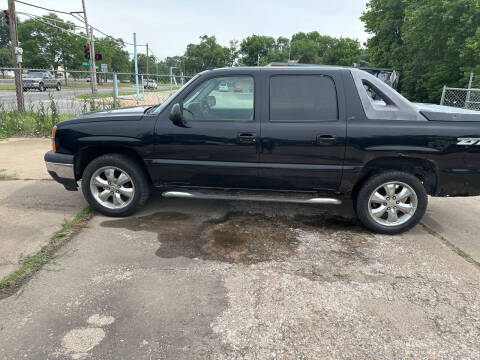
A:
[[182, 76, 254, 121], [269, 75, 338, 121]]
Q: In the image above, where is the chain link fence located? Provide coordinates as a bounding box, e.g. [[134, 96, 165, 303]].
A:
[[440, 86, 480, 111], [440, 73, 480, 111], [0, 67, 190, 115]]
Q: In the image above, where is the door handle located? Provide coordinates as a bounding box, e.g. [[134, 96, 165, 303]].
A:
[[316, 134, 337, 145], [237, 133, 257, 144]]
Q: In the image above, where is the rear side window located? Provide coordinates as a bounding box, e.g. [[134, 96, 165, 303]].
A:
[[269, 75, 338, 121]]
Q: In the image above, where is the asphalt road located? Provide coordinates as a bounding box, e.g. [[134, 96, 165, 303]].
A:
[[0, 86, 170, 113]]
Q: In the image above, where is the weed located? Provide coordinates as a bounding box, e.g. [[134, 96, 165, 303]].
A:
[[0, 207, 91, 294], [0, 173, 16, 180]]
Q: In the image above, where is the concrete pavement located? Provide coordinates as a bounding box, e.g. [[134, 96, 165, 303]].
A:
[[0, 137, 52, 179], [0, 180, 86, 280], [423, 196, 480, 263], [0, 137, 86, 281], [0, 138, 479, 359], [0, 197, 479, 359]]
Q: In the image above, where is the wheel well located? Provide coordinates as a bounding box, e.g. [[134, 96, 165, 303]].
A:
[[351, 157, 438, 201], [75, 146, 152, 183]]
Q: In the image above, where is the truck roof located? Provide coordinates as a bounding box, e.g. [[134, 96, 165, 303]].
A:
[[207, 65, 351, 73]]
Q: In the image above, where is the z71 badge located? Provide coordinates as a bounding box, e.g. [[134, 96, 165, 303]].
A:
[[457, 138, 480, 146]]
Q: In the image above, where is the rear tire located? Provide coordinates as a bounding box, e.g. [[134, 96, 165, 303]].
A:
[[81, 154, 151, 217], [38, 83, 45, 92], [56, 83, 61, 91], [355, 171, 427, 235]]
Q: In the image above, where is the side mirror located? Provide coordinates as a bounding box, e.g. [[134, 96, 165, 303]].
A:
[[168, 103, 189, 128]]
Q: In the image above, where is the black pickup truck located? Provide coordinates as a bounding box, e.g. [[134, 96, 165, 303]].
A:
[[44, 66, 480, 234]]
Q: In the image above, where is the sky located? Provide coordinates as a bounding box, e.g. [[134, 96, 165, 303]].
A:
[[5, 0, 371, 60]]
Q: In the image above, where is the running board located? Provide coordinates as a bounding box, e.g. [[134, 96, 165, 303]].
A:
[[161, 190, 342, 205]]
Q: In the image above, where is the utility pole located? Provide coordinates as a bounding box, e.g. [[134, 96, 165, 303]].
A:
[[134, 33, 139, 100], [81, 0, 97, 98], [146, 43, 149, 80], [466, 72, 474, 109], [7, 0, 24, 111], [170, 66, 176, 91]]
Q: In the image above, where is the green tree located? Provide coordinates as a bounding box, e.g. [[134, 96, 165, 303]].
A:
[[239, 35, 276, 66], [18, 13, 79, 70], [183, 35, 229, 74], [290, 32, 362, 65], [0, 14, 9, 47], [362, 0, 480, 103], [95, 37, 130, 73], [324, 38, 362, 66], [227, 40, 239, 66], [0, 46, 12, 76], [360, 0, 406, 69]]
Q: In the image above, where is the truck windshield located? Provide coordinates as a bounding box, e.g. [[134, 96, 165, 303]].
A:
[[153, 74, 201, 114]]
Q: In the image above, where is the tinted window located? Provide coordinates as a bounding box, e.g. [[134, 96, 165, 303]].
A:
[[269, 75, 338, 121], [362, 81, 388, 106], [182, 76, 254, 121]]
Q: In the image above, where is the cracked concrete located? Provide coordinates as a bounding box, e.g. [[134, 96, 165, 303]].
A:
[[0, 138, 479, 359], [0, 138, 86, 281], [0, 197, 479, 359]]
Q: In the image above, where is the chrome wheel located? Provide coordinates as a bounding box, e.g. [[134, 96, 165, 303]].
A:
[[89, 166, 135, 210], [368, 181, 418, 227]]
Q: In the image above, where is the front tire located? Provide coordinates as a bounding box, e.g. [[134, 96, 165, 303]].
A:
[[355, 171, 427, 235], [81, 154, 151, 217], [56, 83, 61, 91], [38, 83, 45, 92]]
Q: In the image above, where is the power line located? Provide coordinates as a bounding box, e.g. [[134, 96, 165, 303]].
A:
[[15, 0, 155, 56], [14, 0, 80, 16], [18, 12, 87, 39], [18, 11, 84, 30]]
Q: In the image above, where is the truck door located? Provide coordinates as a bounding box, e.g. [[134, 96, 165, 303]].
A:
[[151, 72, 261, 188], [258, 71, 347, 191]]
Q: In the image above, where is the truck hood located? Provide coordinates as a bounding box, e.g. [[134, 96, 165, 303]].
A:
[[414, 103, 480, 122], [60, 105, 150, 125]]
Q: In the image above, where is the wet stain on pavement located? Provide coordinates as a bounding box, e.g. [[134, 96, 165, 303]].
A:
[[101, 212, 299, 264], [101, 210, 372, 265]]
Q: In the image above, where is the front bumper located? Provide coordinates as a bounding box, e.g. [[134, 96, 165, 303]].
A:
[[23, 82, 40, 89], [44, 150, 78, 191]]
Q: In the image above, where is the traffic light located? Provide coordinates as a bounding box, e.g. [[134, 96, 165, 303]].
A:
[[84, 45, 90, 60], [95, 54, 102, 61], [3, 10, 9, 24]]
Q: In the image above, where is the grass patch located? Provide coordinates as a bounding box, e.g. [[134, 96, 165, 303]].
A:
[[75, 88, 172, 100], [0, 82, 138, 91], [0, 173, 16, 180], [0, 107, 74, 138], [456, 249, 470, 259], [0, 207, 91, 297], [0, 84, 15, 90]]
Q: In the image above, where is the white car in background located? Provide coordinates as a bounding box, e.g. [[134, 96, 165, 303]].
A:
[[218, 82, 229, 92], [144, 79, 158, 89]]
